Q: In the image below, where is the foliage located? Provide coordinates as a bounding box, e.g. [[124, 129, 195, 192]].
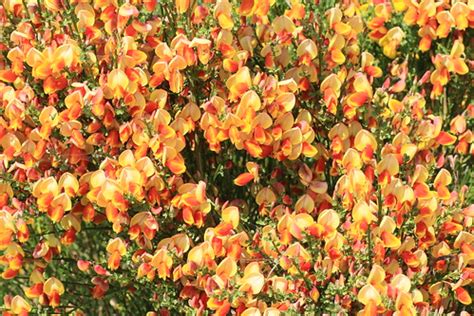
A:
[[0, 0, 473, 315]]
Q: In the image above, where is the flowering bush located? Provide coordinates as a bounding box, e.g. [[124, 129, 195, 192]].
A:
[[0, 0, 473, 314]]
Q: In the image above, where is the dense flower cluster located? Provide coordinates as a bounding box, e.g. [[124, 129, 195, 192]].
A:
[[0, 0, 473, 315]]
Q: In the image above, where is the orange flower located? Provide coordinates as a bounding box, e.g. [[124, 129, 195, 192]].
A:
[[214, 0, 234, 30], [358, 284, 382, 313], [238, 262, 264, 295], [279, 242, 311, 274], [0, 211, 16, 250], [182, 241, 215, 275], [1, 243, 24, 279], [221, 206, 239, 229], [129, 212, 159, 241], [327, 35, 346, 65], [327, 7, 352, 36], [376, 216, 401, 249], [106, 69, 130, 99], [174, 182, 210, 227], [352, 201, 377, 233], [277, 212, 314, 244], [430, 40, 469, 98], [379, 27, 404, 59], [43, 277, 64, 307], [433, 169, 452, 200], [10, 295, 32, 315], [345, 73, 372, 112], [455, 287, 472, 305], [106, 238, 127, 270], [175, 0, 190, 14], [321, 74, 342, 114], [354, 129, 377, 162], [226, 66, 252, 101], [151, 248, 173, 279], [296, 39, 318, 66], [190, 38, 212, 65], [255, 187, 277, 206]]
